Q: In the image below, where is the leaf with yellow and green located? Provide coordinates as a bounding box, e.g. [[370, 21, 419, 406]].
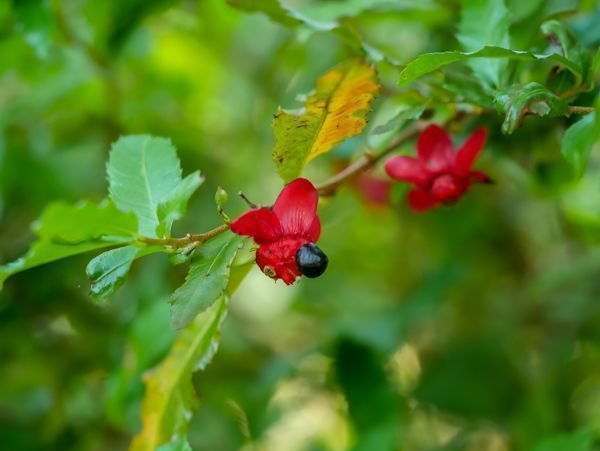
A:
[[272, 59, 379, 182], [130, 295, 229, 451]]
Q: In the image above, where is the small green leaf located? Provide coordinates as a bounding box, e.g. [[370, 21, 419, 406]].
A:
[[458, 0, 511, 87], [494, 82, 569, 134], [533, 430, 593, 451], [169, 232, 246, 329], [156, 171, 205, 238], [398, 47, 582, 89], [86, 245, 163, 299], [561, 112, 600, 177], [0, 200, 137, 290], [131, 295, 229, 451], [108, 135, 188, 238]]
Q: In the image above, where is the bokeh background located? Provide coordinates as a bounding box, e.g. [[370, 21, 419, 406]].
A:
[[1, 0, 600, 450]]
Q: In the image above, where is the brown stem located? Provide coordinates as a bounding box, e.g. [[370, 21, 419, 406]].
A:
[[316, 121, 427, 196], [568, 105, 595, 114], [139, 224, 229, 248]]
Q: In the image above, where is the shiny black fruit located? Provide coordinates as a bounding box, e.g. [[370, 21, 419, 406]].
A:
[[295, 243, 328, 278]]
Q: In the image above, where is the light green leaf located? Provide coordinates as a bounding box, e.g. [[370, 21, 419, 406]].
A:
[[534, 430, 593, 451], [108, 135, 187, 238], [561, 112, 600, 177], [86, 245, 163, 299], [169, 231, 246, 329], [156, 171, 205, 238], [0, 200, 136, 290], [272, 59, 379, 181], [130, 295, 229, 451], [494, 82, 569, 134], [398, 46, 582, 88], [458, 0, 511, 87], [226, 0, 303, 27], [157, 439, 193, 451], [370, 104, 427, 136]]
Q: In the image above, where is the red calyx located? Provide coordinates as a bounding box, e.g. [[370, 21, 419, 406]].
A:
[[230, 178, 321, 285], [385, 124, 490, 212]]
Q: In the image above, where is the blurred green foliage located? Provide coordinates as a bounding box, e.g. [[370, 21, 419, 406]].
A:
[[1, 0, 600, 450]]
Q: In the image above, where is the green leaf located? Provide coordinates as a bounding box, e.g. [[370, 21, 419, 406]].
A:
[[334, 339, 405, 450], [130, 295, 229, 451], [533, 430, 593, 451], [157, 439, 192, 451], [13, 0, 54, 59], [86, 245, 163, 299], [108, 135, 194, 238], [561, 112, 600, 176], [156, 171, 204, 238], [272, 59, 379, 181], [398, 46, 583, 89], [370, 104, 427, 136], [0, 200, 137, 290], [494, 82, 569, 134], [457, 0, 511, 87], [169, 232, 246, 329], [226, 0, 303, 27]]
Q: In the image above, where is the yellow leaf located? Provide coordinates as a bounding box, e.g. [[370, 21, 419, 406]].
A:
[[272, 59, 380, 181], [129, 296, 228, 451]]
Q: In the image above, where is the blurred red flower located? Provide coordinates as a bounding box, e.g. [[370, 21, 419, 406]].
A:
[[230, 178, 327, 285], [385, 124, 490, 212]]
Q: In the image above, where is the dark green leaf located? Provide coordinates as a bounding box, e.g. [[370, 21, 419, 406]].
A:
[[169, 232, 246, 329], [561, 112, 600, 176], [398, 46, 582, 88], [458, 0, 511, 87], [0, 200, 136, 289], [334, 339, 404, 450], [108, 135, 196, 238], [86, 245, 163, 299], [494, 82, 569, 134]]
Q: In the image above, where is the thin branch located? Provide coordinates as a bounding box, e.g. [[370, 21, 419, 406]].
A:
[[316, 121, 427, 196], [569, 105, 595, 114], [139, 224, 229, 248]]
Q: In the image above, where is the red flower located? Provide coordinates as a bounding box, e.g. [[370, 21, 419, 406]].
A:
[[230, 178, 327, 285], [385, 124, 490, 212]]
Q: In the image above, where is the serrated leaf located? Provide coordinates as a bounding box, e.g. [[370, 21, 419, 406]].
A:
[[169, 232, 246, 329], [0, 200, 137, 290], [86, 245, 163, 299], [398, 46, 583, 89], [156, 171, 204, 238], [494, 82, 569, 134], [457, 0, 511, 87], [130, 295, 229, 451], [561, 112, 600, 177], [108, 135, 194, 238], [272, 59, 379, 181]]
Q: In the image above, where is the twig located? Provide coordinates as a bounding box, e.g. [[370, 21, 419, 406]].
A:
[[139, 224, 229, 248], [568, 105, 595, 114], [316, 121, 427, 196]]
